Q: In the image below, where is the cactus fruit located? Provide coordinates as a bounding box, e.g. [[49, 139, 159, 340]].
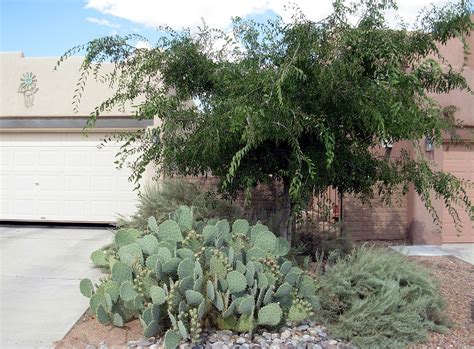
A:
[[258, 303, 282, 326], [80, 278, 94, 297], [158, 220, 183, 242]]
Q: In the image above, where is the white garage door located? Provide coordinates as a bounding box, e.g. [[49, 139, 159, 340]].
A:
[[0, 133, 138, 223]]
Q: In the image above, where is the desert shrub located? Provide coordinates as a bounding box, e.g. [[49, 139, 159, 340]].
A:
[[316, 246, 447, 349], [117, 180, 245, 230], [295, 219, 353, 260], [82, 206, 319, 348]]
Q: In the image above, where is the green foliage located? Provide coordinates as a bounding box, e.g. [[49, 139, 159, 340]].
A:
[[59, 0, 472, 238], [295, 220, 353, 260], [80, 206, 319, 347], [117, 180, 245, 230], [317, 247, 447, 349]]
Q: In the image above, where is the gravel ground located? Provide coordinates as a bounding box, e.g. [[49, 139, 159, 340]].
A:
[[408, 255, 474, 349], [56, 319, 354, 349], [56, 252, 472, 349]]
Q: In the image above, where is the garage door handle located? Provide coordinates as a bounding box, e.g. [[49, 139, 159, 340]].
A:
[[35, 182, 39, 186]]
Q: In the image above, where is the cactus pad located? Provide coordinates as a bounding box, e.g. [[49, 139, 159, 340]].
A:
[[227, 271, 247, 294], [96, 304, 109, 324], [164, 329, 181, 349], [157, 220, 183, 242], [111, 262, 132, 284], [148, 216, 159, 233], [112, 313, 124, 327], [274, 237, 290, 256], [238, 295, 255, 315], [118, 243, 144, 266], [177, 320, 188, 339], [176, 205, 193, 232], [138, 234, 159, 255], [91, 249, 108, 267], [119, 281, 138, 302], [115, 228, 140, 247], [232, 219, 250, 235], [80, 278, 94, 298], [144, 320, 160, 338], [150, 286, 167, 305], [258, 303, 282, 326], [178, 258, 194, 279], [185, 290, 204, 305]]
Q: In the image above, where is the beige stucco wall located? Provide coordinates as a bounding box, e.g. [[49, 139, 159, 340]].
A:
[[0, 52, 134, 117], [405, 25, 474, 244]]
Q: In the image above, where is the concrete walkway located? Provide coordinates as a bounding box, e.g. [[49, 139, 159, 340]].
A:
[[0, 226, 113, 348], [391, 243, 474, 265]]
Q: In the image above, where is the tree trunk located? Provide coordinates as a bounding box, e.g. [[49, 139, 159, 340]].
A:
[[280, 179, 293, 243]]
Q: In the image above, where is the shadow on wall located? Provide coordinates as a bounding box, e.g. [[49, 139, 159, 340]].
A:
[[342, 195, 408, 241]]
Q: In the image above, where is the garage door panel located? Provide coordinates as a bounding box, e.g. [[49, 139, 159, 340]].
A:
[[443, 144, 474, 243], [65, 151, 92, 168], [65, 175, 89, 191], [0, 133, 138, 223]]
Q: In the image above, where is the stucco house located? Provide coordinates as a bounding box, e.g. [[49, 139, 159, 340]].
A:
[[0, 52, 153, 223], [0, 28, 472, 244]]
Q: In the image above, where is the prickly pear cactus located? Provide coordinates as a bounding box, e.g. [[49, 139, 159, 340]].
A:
[[81, 206, 319, 348]]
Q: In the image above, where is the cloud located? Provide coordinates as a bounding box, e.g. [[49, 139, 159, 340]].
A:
[[86, 16, 120, 28], [135, 40, 152, 49], [85, 0, 451, 31]]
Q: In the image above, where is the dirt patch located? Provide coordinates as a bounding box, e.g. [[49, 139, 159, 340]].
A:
[[408, 256, 474, 348], [54, 312, 142, 349], [56, 254, 473, 349]]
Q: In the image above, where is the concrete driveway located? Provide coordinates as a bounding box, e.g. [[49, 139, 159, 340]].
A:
[[391, 243, 474, 265], [0, 226, 113, 348]]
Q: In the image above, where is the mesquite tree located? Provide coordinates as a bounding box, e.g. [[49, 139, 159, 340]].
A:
[[58, 0, 472, 241]]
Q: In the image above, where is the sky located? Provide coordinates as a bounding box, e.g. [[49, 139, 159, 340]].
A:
[[0, 0, 469, 57]]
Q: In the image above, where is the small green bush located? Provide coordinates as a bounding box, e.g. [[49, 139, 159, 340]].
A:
[[295, 219, 353, 260], [117, 180, 245, 230], [83, 206, 320, 349], [317, 246, 447, 349]]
